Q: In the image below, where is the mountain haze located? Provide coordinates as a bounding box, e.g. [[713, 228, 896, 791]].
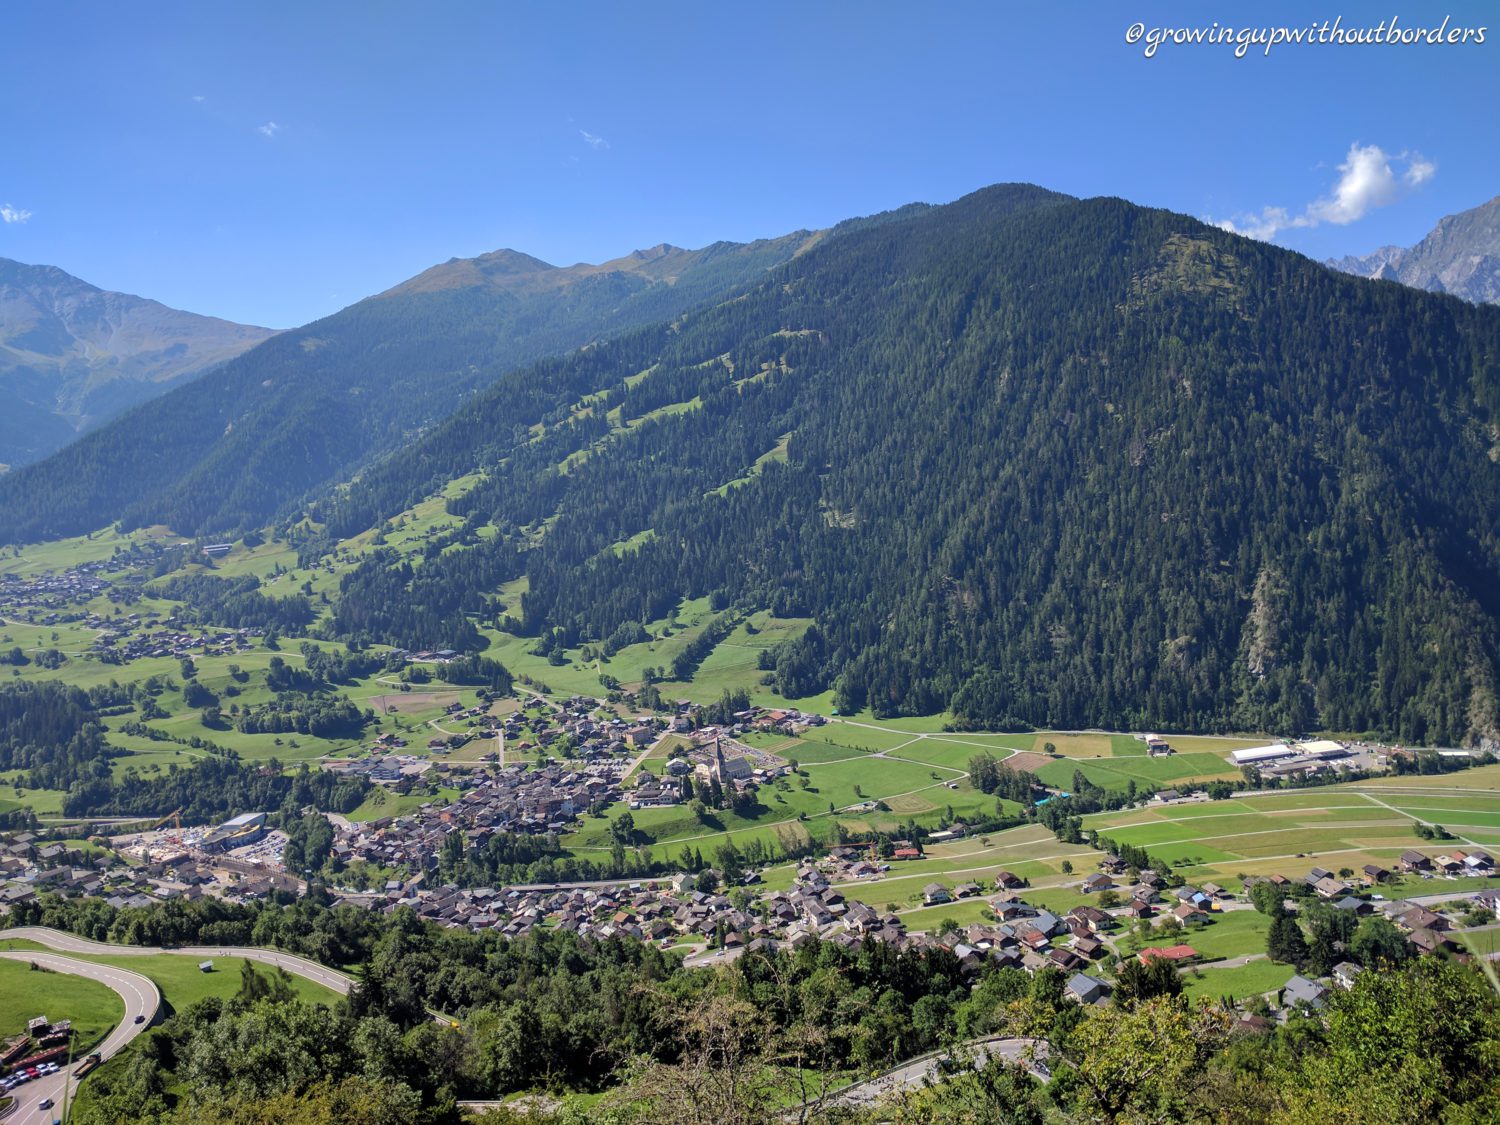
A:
[[0, 258, 275, 468], [1327, 195, 1500, 304], [0, 231, 818, 540]]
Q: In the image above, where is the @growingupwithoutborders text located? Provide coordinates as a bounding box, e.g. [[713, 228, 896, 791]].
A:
[[1126, 14, 1487, 58]]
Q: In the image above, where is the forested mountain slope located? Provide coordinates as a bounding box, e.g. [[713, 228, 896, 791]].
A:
[[0, 257, 274, 468], [323, 184, 1500, 745], [0, 232, 816, 541]]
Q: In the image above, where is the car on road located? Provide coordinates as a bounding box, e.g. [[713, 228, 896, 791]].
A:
[[38, 1098, 54, 1111], [134, 1014, 146, 1023]]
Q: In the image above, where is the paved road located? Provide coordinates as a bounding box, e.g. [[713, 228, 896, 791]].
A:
[[825, 1036, 1049, 1110], [2, 928, 477, 1030], [1191, 952, 1268, 971], [4, 927, 355, 997], [0, 951, 160, 1124]]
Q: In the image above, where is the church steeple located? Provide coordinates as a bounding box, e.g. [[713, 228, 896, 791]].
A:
[[711, 734, 727, 785]]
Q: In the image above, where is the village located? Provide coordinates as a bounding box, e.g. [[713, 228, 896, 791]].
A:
[[5, 798, 1500, 1026]]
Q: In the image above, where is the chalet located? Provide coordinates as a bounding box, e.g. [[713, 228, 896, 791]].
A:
[[1172, 901, 1210, 924], [1396, 905, 1447, 932], [1139, 944, 1198, 964], [1072, 935, 1104, 959], [1361, 864, 1391, 886], [1123, 899, 1154, 919], [1282, 975, 1329, 1010], [1066, 973, 1110, 1006], [992, 900, 1038, 922], [1049, 948, 1086, 973], [1081, 873, 1115, 894], [1398, 850, 1433, 873], [1462, 850, 1495, 872], [1408, 927, 1457, 956], [1331, 962, 1365, 990], [1312, 875, 1353, 900], [994, 870, 1026, 890], [922, 883, 952, 906], [1067, 905, 1113, 931]]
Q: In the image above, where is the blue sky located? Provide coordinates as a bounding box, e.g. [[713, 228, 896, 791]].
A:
[[2, 1, 1496, 328]]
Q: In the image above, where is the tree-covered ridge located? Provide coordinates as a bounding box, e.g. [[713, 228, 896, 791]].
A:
[[0, 679, 123, 790], [0, 231, 816, 543], [322, 184, 1499, 744]]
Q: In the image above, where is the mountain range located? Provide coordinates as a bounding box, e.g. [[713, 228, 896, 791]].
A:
[[0, 232, 817, 540], [2, 185, 1498, 746], [1326, 194, 1500, 304], [0, 258, 275, 469], [308, 184, 1500, 746]]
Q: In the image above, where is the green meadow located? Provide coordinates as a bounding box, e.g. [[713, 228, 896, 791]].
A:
[[0, 944, 342, 1014], [0, 956, 124, 1054], [1182, 959, 1294, 1003]]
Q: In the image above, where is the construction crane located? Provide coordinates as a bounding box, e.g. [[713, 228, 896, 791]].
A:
[[145, 806, 184, 833]]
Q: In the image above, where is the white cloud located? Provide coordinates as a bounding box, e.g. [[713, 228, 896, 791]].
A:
[[1406, 157, 1436, 186], [192, 94, 206, 103], [1, 204, 31, 224], [257, 121, 280, 138], [579, 129, 609, 150], [1214, 143, 1435, 242]]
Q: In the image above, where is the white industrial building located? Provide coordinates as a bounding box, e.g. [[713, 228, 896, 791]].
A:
[[1300, 740, 1349, 760], [1230, 743, 1297, 766]]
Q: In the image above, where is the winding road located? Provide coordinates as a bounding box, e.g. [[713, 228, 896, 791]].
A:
[[819, 1035, 1050, 1111], [0, 950, 160, 1124], [3, 926, 355, 996]]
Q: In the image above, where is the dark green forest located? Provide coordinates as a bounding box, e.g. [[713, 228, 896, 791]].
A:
[[319, 185, 1498, 745], [0, 233, 813, 542]]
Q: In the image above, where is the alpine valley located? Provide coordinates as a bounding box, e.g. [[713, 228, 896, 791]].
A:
[[2, 184, 1499, 747]]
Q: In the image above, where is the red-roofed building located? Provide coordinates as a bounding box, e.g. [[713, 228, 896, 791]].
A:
[[1139, 944, 1199, 964]]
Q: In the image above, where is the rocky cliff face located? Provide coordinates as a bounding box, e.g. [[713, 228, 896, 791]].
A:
[[1326, 196, 1500, 305]]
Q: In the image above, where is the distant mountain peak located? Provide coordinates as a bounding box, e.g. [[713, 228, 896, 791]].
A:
[[0, 258, 275, 467], [1327, 195, 1500, 304], [627, 243, 681, 262], [473, 248, 556, 273]]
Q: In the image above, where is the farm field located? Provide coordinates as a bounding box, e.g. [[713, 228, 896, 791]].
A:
[[0, 956, 124, 1054], [1353, 764, 1500, 792], [787, 823, 1102, 915], [1036, 753, 1242, 793], [1084, 786, 1500, 885]]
